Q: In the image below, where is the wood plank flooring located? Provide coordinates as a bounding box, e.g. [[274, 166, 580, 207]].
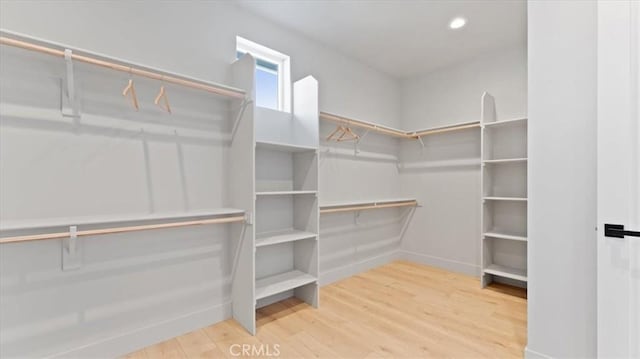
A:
[[125, 261, 527, 358]]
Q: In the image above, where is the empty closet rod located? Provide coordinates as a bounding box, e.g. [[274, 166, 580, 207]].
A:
[[0, 215, 246, 244], [0, 36, 246, 100], [320, 201, 418, 214], [410, 122, 480, 137]]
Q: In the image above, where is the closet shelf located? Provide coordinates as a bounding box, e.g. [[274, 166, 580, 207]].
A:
[[483, 196, 527, 202], [0, 30, 246, 100], [256, 140, 318, 153], [483, 118, 528, 128], [484, 231, 527, 242], [256, 190, 317, 196], [255, 270, 317, 300], [484, 264, 527, 282], [0, 208, 245, 232], [256, 229, 317, 247], [482, 158, 527, 164], [320, 198, 417, 214]]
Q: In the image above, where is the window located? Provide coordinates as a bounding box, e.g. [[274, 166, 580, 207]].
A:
[[236, 36, 291, 112]]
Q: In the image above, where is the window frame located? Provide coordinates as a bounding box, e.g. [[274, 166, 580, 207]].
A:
[[236, 36, 291, 112]]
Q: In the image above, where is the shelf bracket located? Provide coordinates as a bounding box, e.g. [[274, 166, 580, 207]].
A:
[[354, 210, 361, 225], [61, 49, 80, 120], [230, 212, 251, 280], [62, 225, 82, 271], [417, 135, 425, 149], [230, 98, 252, 144]]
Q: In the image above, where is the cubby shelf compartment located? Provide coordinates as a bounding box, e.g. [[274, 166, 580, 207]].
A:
[[483, 196, 527, 202], [482, 158, 527, 164], [255, 270, 317, 300], [256, 229, 317, 247], [484, 264, 527, 282], [256, 140, 318, 153], [483, 117, 528, 128], [256, 190, 317, 196], [484, 231, 527, 242]]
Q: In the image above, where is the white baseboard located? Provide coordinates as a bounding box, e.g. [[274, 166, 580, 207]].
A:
[[49, 302, 232, 358], [524, 346, 553, 359], [397, 250, 480, 277], [319, 250, 400, 286]]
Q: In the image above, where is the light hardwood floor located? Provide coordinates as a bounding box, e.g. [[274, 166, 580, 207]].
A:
[[125, 261, 527, 358]]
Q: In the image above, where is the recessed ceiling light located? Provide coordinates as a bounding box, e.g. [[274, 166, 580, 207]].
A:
[[449, 17, 467, 30]]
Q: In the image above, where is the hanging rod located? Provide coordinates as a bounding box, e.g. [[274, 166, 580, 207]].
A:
[[0, 215, 245, 244], [0, 31, 246, 100], [320, 112, 410, 138], [320, 200, 418, 214], [320, 112, 480, 139]]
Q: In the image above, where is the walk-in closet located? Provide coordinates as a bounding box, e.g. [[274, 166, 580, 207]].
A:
[[1, 1, 637, 359]]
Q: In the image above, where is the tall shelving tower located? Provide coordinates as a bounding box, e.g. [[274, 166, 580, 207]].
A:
[[480, 92, 528, 288], [230, 69, 320, 334]]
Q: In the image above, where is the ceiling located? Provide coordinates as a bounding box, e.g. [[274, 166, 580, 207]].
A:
[[235, 0, 527, 78]]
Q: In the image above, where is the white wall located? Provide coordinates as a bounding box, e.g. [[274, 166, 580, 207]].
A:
[[0, 1, 401, 357], [401, 45, 527, 129], [527, 1, 597, 358], [398, 46, 527, 275]]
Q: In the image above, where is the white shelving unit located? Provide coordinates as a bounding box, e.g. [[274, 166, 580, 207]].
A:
[[480, 92, 528, 288], [231, 76, 320, 335]]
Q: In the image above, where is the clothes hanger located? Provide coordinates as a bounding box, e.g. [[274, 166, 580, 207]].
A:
[[326, 124, 345, 141], [122, 69, 139, 111], [154, 77, 172, 113], [337, 125, 359, 142]]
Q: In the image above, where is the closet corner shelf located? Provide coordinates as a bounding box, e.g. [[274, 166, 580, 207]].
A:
[[482, 158, 528, 164], [256, 190, 317, 196], [484, 231, 527, 242], [255, 270, 317, 300], [483, 117, 528, 128], [484, 264, 527, 282], [256, 140, 318, 153], [256, 229, 317, 247], [483, 196, 527, 202]]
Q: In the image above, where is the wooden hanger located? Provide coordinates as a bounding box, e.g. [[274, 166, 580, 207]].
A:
[[154, 81, 172, 113], [326, 123, 359, 142], [326, 124, 345, 141], [337, 126, 359, 142], [122, 72, 139, 111]]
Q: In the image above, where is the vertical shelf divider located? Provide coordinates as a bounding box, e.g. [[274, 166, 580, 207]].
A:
[[229, 53, 257, 335]]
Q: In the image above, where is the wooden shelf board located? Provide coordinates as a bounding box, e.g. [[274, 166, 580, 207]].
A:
[[484, 232, 527, 242], [0, 208, 245, 232], [483, 118, 528, 128], [483, 158, 528, 164], [484, 264, 527, 282], [256, 190, 317, 196], [256, 229, 317, 247], [255, 270, 317, 300], [256, 140, 318, 153], [483, 196, 528, 202]]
